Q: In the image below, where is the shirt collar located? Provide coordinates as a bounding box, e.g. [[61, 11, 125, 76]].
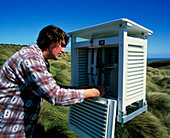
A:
[[29, 44, 50, 71]]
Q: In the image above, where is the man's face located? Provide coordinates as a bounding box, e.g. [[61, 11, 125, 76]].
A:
[[48, 39, 66, 60]]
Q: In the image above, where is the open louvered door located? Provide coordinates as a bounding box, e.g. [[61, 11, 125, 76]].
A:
[[68, 97, 117, 138]]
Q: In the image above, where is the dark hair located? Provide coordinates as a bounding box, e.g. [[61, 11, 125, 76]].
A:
[[36, 25, 69, 51]]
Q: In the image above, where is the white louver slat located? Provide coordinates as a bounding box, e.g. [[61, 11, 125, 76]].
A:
[[68, 97, 117, 138]]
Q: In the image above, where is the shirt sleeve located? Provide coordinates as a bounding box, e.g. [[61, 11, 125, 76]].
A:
[[20, 57, 85, 106]]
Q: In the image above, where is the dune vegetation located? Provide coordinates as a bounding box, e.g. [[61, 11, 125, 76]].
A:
[[0, 44, 170, 138]]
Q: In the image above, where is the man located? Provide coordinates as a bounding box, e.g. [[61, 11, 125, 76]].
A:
[[0, 25, 105, 137]]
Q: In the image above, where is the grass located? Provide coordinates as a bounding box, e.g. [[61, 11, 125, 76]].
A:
[[0, 44, 23, 68], [125, 111, 169, 138], [0, 44, 170, 137], [38, 57, 170, 137], [49, 53, 71, 86]]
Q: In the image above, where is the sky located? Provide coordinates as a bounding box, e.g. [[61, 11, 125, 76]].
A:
[[0, 0, 170, 58]]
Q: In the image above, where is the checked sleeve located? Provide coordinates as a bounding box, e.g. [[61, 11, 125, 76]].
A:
[[20, 56, 85, 106]]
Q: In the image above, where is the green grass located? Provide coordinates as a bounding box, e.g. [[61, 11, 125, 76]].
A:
[[0, 44, 170, 137], [124, 111, 169, 138], [49, 53, 71, 86], [38, 58, 170, 137], [0, 44, 23, 68]]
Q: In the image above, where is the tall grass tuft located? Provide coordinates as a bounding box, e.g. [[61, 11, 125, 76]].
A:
[[147, 92, 170, 127], [147, 92, 170, 112], [124, 111, 169, 138], [36, 101, 80, 137]]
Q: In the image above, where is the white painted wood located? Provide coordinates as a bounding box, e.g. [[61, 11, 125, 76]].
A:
[[127, 77, 143, 84], [71, 36, 77, 86], [127, 74, 144, 80], [69, 18, 152, 130], [127, 36, 146, 46], [126, 95, 143, 106], [143, 39, 148, 104], [74, 36, 120, 48], [70, 22, 129, 39], [127, 56, 144, 60], [127, 70, 144, 76], [127, 84, 143, 92], [127, 91, 143, 100], [77, 49, 88, 86], [105, 99, 117, 138], [68, 98, 117, 138], [127, 81, 144, 88], [127, 67, 144, 72], [93, 36, 120, 46], [74, 41, 90, 48], [68, 18, 153, 39], [128, 47, 144, 52], [127, 63, 144, 68], [128, 52, 144, 56], [127, 60, 144, 63], [118, 28, 128, 113]]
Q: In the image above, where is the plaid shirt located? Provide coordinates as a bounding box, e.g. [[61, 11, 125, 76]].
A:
[[0, 45, 85, 137]]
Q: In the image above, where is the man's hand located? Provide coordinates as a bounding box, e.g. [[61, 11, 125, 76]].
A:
[[84, 85, 106, 99], [97, 85, 106, 97]]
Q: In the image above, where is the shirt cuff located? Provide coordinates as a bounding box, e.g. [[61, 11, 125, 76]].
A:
[[78, 89, 85, 103]]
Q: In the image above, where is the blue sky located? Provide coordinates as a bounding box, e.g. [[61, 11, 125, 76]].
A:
[[0, 0, 170, 58]]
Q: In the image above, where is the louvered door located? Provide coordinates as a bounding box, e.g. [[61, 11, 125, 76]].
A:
[[68, 97, 117, 138], [77, 48, 89, 86], [124, 36, 147, 107], [126, 44, 145, 103]]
